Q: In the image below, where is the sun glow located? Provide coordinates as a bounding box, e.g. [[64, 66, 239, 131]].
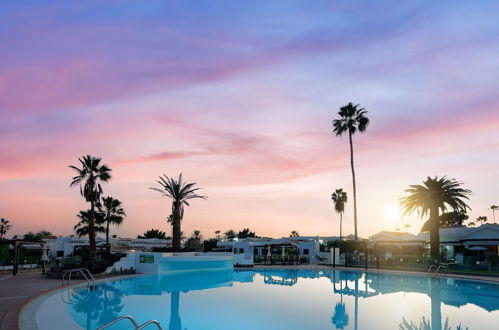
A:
[[385, 202, 402, 225]]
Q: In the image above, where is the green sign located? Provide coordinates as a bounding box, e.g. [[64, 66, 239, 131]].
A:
[[139, 254, 154, 264]]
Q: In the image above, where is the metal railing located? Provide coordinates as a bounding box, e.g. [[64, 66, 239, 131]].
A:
[[97, 315, 163, 330], [427, 264, 437, 273], [61, 268, 95, 288]]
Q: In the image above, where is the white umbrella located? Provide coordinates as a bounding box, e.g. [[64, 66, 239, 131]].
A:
[[267, 246, 271, 257], [281, 246, 286, 257], [40, 247, 49, 262], [468, 246, 487, 251]]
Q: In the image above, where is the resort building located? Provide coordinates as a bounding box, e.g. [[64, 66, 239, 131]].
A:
[[44, 236, 172, 258], [369, 224, 499, 264]]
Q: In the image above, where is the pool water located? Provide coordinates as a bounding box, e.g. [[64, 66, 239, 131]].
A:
[[39, 269, 499, 329]]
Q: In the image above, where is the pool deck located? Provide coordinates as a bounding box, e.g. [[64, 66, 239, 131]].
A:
[[0, 272, 77, 330], [4, 266, 499, 329]]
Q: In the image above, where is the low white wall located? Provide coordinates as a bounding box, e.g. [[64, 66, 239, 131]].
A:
[[106, 252, 234, 274]]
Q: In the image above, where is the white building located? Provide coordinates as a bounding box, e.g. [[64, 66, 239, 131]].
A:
[[44, 236, 172, 258]]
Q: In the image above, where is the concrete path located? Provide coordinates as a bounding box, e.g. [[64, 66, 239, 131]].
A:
[[0, 272, 65, 330]]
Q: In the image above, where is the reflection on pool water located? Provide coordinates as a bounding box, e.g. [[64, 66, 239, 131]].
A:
[[41, 269, 499, 329]]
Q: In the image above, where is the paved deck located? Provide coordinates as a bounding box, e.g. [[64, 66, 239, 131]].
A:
[[0, 272, 68, 330]]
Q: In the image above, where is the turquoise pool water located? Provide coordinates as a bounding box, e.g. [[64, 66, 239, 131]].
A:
[[42, 269, 499, 329]]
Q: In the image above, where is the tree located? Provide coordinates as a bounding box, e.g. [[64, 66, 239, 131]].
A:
[[237, 228, 257, 238], [74, 210, 106, 238], [332, 103, 369, 240], [150, 174, 206, 251], [404, 224, 411, 232], [420, 211, 469, 232], [400, 176, 471, 261], [23, 230, 53, 242], [69, 155, 112, 254], [467, 221, 476, 227], [100, 196, 126, 253], [138, 229, 168, 239], [476, 216, 488, 226], [0, 218, 12, 240], [190, 230, 203, 242], [290, 230, 300, 237], [490, 205, 498, 224], [331, 188, 348, 240], [224, 230, 237, 241], [214, 230, 221, 240]]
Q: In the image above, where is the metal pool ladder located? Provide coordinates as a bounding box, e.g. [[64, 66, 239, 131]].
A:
[[427, 264, 448, 275], [61, 268, 95, 288], [97, 315, 163, 330]]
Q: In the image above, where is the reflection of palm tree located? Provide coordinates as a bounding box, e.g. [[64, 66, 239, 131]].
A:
[[332, 301, 349, 329], [71, 283, 125, 329], [430, 278, 442, 330], [169, 292, 182, 330]]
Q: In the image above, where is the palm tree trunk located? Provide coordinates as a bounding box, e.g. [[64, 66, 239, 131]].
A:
[[340, 212, 343, 240], [169, 291, 181, 330], [89, 201, 97, 254], [349, 131, 358, 240], [106, 220, 110, 254], [172, 202, 182, 251], [430, 278, 442, 330], [430, 207, 440, 262]]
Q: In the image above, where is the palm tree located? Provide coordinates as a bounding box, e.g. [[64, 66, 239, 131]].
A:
[[331, 189, 348, 240], [100, 196, 126, 253], [74, 210, 106, 238], [490, 205, 498, 224], [476, 216, 488, 226], [190, 230, 203, 242], [290, 230, 300, 237], [150, 174, 206, 251], [400, 176, 471, 261], [332, 103, 369, 240], [0, 218, 12, 240], [69, 155, 112, 254], [138, 229, 168, 239]]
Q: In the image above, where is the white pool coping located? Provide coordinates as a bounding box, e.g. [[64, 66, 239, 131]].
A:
[[19, 274, 138, 330]]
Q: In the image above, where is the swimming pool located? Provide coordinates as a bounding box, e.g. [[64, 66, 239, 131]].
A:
[[31, 269, 499, 329]]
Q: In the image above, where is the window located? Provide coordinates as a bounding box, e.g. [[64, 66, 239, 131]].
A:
[[239, 248, 244, 254], [56, 250, 64, 258], [303, 249, 309, 255]]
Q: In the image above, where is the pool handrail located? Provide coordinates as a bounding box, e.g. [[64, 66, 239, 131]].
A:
[[97, 315, 163, 330], [427, 264, 437, 273], [136, 320, 164, 330], [61, 268, 95, 288]]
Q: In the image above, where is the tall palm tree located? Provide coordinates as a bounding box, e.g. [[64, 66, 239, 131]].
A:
[[74, 210, 106, 238], [400, 176, 471, 261], [0, 218, 12, 240], [331, 189, 348, 240], [332, 103, 369, 240], [150, 174, 206, 251], [100, 196, 126, 253], [69, 155, 112, 253], [490, 205, 498, 224]]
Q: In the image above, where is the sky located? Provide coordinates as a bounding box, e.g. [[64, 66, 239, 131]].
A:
[[1, 0, 499, 239]]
